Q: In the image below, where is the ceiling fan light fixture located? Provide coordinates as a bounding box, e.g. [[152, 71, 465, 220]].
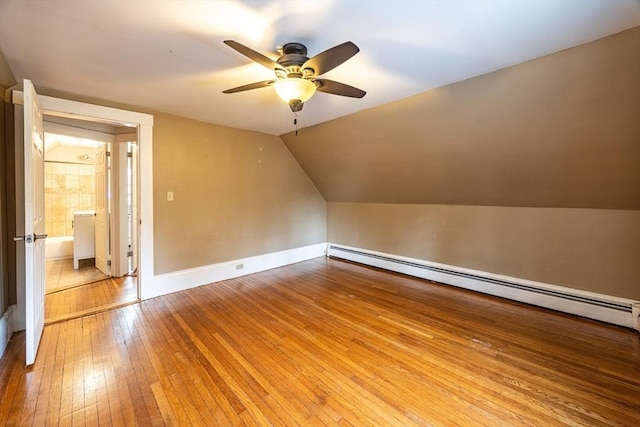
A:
[[273, 78, 317, 104]]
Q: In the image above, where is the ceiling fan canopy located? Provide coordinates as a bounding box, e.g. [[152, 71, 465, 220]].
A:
[[223, 40, 366, 112]]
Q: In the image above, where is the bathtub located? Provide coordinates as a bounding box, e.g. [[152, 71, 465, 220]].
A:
[[45, 236, 74, 261]]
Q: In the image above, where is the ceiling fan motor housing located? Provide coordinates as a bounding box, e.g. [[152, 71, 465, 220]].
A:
[[277, 42, 313, 78]]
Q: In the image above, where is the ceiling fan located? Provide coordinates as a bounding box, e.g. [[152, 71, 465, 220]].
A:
[[222, 40, 366, 112]]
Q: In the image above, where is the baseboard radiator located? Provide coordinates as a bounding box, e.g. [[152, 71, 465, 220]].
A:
[[327, 244, 639, 331]]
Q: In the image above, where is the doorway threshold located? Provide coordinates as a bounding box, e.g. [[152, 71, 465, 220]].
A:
[[44, 300, 139, 326]]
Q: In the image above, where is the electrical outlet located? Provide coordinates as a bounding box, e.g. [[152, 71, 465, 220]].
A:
[[167, 191, 174, 201], [236, 263, 244, 270]]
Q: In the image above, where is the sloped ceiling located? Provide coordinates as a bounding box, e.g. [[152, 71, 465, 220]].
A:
[[0, 0, 638, 135], [281, 28, 640, 210], [0, 1, 638, 211]]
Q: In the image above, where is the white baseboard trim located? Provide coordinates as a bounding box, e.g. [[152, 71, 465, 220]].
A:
[[0, 305, 17, 358], [147, 243, 328, 300], [328, 244, 640, 331]]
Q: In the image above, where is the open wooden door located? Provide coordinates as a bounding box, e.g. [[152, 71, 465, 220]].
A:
[[19, 79, 46, 366], [94, 142, 109, 275]]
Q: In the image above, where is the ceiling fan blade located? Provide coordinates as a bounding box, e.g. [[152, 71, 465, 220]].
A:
[[302, 41, 359, 75], [223, 40, 285, 71], [316, 79, 366, 98], [222, 80, 277, 94]]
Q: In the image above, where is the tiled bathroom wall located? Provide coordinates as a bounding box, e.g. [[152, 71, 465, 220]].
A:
[[44, 162, 95, 237]]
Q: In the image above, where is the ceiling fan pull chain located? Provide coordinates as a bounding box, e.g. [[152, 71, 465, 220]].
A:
[[294, 113, 299, 136]]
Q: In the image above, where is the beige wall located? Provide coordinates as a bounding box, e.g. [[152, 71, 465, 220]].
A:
[[282, 27, 640, 210], [1, 83, 7, 312], [153, 113, 326, 274], [1, 69, 327, 303], [284, 28, 640, 301], [328, 203, 640, 300], [0, 48, 15, 89], [9, 89, 327, 277], [1, 46, 15, 312], [1, 26, 638, 310]]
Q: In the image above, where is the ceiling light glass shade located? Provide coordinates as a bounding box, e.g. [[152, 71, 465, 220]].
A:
[[273, 78, 317, 103]]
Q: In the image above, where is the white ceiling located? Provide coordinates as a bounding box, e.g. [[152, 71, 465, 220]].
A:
[[0, 0, 638, 135]]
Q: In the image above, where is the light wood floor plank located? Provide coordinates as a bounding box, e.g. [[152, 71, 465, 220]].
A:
[[1, 257, 639, 425], [45, 276, 137, 323], [45, 259, 108, 293]]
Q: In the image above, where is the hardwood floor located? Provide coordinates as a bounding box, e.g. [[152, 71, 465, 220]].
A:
[[1, 257, 639, 425], [45, 259, 109, 293], [45, 276, 138, 324]]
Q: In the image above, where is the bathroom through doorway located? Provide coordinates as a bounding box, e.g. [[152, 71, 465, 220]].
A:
[[42, 116, 139, 323]]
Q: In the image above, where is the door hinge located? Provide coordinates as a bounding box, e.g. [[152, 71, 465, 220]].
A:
[[107, 260, 112, 266], [127, 251, 134, 257], [106, 151, 111, 157], [127, 152, 133, 158]]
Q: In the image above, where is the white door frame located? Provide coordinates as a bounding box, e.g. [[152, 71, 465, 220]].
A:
[[112, 135, 137, 277], [13, 91, 154, 302]]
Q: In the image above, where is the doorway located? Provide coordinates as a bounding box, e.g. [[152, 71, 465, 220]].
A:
[[41, 117, 139, 323], [13, 86, 153, 365], [14, 89, 154, 338]]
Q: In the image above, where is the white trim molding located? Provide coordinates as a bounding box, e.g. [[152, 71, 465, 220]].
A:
[[13, 89, 154, 303], [328, 244, 640, 331], [0, 305, 17, 358], [150, 243, 327, 300]]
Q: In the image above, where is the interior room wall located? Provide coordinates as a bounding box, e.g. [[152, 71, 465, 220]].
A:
[[1, 47, 16, 313], [153, 112, 326, 274], [328, 203, 640, 300], [45, 144, 96, 164], [282, 27, 639, 209], [4, 85, 327, 298], [282, 27, 640, 301], [0, 82, 7, 313], [2, 26, 636, 309]]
